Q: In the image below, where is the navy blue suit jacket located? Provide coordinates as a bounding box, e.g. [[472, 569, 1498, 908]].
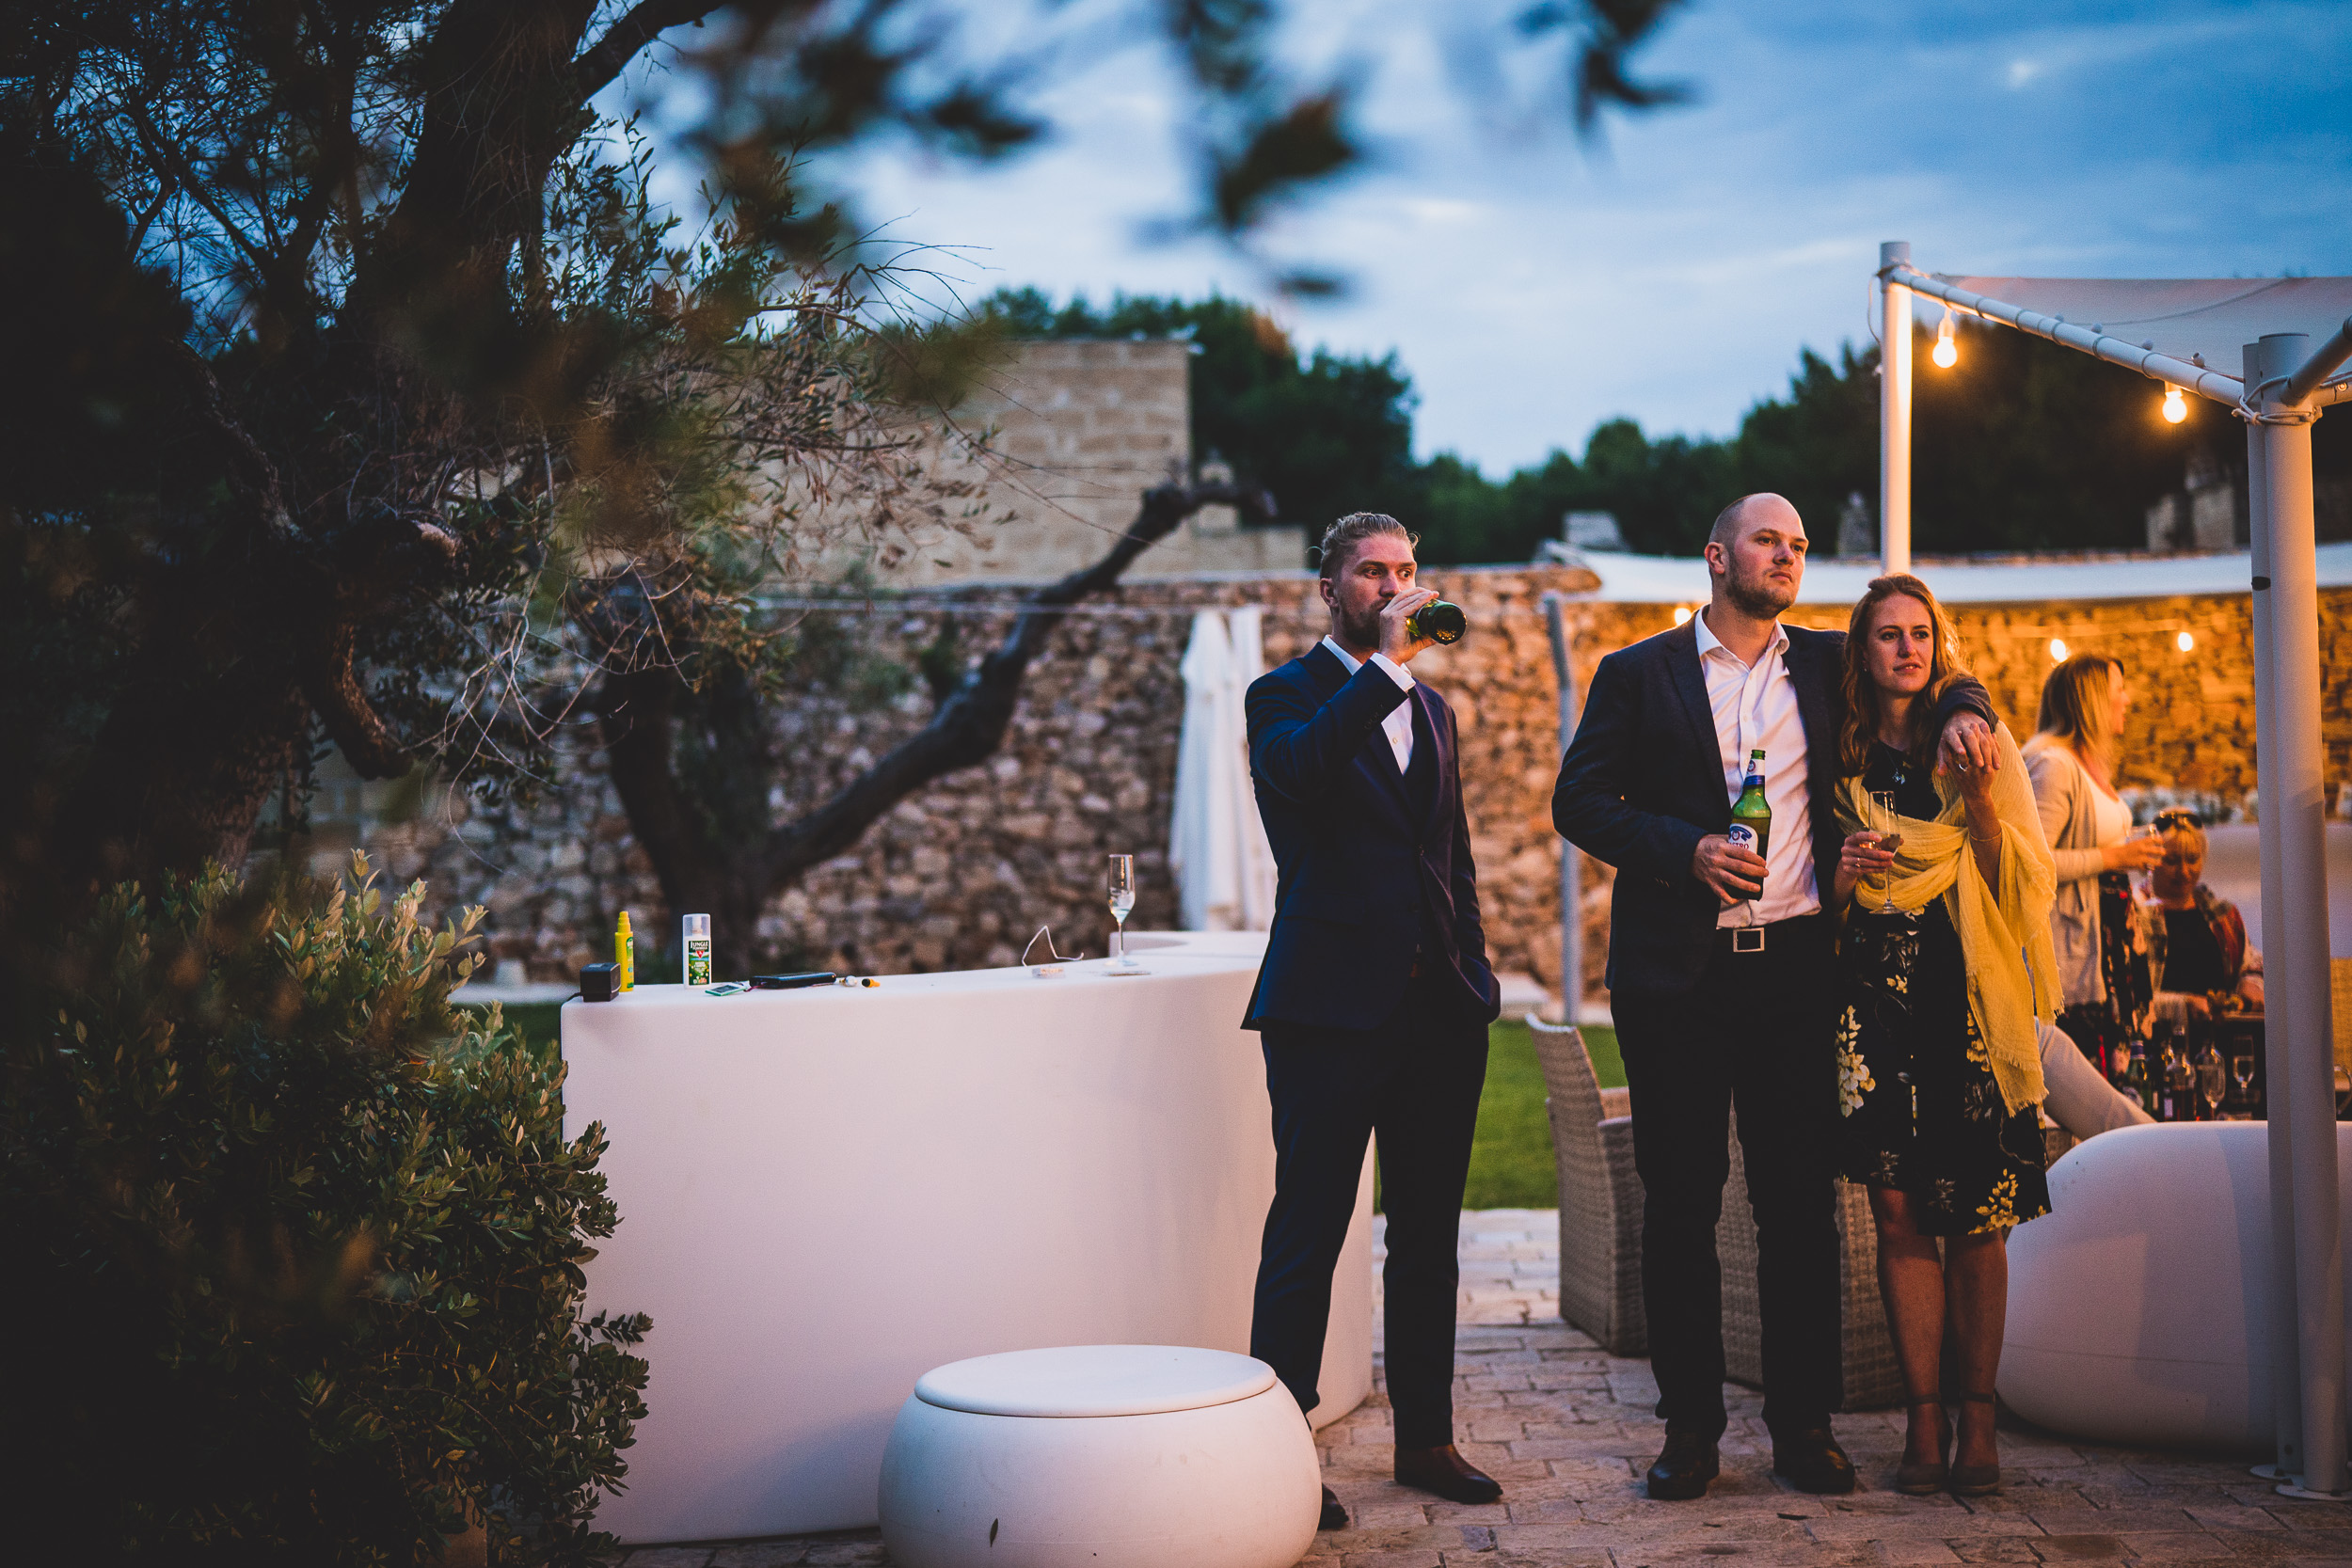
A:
[[1243, 643, 1502, 1034], [1549, 619, 1991, 997]]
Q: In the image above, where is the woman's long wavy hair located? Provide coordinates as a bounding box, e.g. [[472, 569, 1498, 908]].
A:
[[1838, 574, 1976, 778], [2035, 653, 2123, 771]]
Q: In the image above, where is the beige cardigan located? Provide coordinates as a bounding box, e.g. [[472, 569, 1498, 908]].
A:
[[2021, 733, 2118, 1006]]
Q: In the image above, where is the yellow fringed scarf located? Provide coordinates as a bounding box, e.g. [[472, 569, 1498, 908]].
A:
[[1834, 722, 2059, 1115]]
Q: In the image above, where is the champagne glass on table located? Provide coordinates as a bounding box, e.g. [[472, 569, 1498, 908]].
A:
[[1105, 853, 1147, 974], [2233, 1052, 2257, 1114], [2198, 1046, 2226, 1119]]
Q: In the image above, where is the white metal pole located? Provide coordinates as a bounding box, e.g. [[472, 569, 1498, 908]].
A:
[[2247, 342, 2302, 1482], [2253, 331, 2347, 1499], [1544, 593, 1583, 1024], [1879, 242, 1914, 576]]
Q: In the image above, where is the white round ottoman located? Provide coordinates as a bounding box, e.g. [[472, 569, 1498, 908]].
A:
[[877, 1345, 1321, 1568], [2002, 1121, 2352, 1452]]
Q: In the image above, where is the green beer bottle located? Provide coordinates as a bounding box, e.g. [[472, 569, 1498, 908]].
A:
[[1727, 749, 1770, 900], [1404, 598, 1467, 645]]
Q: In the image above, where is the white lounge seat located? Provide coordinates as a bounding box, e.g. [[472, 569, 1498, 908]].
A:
[[878, 1345, 1320, 1568]]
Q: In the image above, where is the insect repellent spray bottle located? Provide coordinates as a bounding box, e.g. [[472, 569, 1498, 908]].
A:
[[683, 913, 712, 985], [614, 911, 636, 990]]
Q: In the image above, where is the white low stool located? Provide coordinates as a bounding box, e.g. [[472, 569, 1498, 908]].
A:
[[878, 1345, 1321, 1568]]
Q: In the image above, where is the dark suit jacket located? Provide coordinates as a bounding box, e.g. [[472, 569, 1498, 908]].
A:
[[1549, 618, 1991, 996], [1243, 643, 1502, 1033]]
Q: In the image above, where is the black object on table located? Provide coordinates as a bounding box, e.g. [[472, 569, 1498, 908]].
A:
[[752, 972, 836, 990]]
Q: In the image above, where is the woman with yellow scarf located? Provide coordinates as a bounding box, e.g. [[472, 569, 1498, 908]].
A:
[[1831, 575, 2058, 1499]]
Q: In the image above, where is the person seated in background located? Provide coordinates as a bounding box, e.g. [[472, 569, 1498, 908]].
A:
[[2038, 1018, 2153, 1137], [2137, 808, 2264, 1022]]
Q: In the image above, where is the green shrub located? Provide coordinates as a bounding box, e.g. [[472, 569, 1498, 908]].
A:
[[2, 854, 649, 1565]]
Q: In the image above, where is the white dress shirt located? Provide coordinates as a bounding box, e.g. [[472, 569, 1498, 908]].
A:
[[1692, 608, 1819, 927], [1320, 635, 1416, 773]]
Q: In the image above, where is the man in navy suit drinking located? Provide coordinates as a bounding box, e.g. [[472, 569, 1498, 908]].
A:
[[1244, 512, 1504, 1530]]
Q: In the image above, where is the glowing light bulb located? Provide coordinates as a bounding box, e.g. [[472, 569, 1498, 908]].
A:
[[1673, 606, 1693, 626], [2050, 639, 2069, 663], [1932, 314, 1958, 369], [2162, 385, 2187, 423], [2177, 630, 2195, 653]]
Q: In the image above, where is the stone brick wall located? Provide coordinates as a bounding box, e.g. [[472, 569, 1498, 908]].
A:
[[323, 568, 2352, 1011], [877, 338, 1306, 585]]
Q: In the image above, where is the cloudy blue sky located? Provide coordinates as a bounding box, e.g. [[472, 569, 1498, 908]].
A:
[[678, 1, 2352, 474]]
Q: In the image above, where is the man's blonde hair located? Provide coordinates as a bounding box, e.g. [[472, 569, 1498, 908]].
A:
[[1314, 512, 1415, 579]]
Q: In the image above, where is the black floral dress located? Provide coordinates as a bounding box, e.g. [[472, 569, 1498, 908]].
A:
[[1835, 744, 2051, 1236]]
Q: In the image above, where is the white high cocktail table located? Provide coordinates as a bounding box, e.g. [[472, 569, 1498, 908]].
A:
[[560, 931, 1374, 1543]]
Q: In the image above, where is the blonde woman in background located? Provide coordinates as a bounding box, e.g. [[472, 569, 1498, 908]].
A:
[[2022, 656, 2163, 1077]]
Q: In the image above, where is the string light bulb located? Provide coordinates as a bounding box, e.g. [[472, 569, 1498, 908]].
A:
[[2162, 385, 2187, 423], [2049, 639, 2069, 663], [2177, 630, 2195, 653], [1932, 310, 1958, 369], [1673, 606, 1693, 626]]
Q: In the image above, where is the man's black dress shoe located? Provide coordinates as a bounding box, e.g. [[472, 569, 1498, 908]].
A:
[[1394, 1444, 1502, 1504], [1645, 1431, 1721, 1500], [1772, 1425, 1858, 1495], [1320, 1485, 1348, 1530]]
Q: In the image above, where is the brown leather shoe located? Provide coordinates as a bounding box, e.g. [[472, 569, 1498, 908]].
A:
[[1320, 1484, 1348, 1530], [1394, 1444, 1502, 1504]]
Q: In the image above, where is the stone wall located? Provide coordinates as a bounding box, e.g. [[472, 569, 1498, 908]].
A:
[[876, 338, 1306, 586], [324, 567, 2352, 1011]]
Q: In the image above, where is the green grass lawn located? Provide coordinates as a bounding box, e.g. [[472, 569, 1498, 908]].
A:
[[1460, 1020, 1618, 1211], [465, 998, 1611, 1213]]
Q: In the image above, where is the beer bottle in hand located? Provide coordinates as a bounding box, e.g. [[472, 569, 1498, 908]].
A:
[[1726, 749, 1771, 901]]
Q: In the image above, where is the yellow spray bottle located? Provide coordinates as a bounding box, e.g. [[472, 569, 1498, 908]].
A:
[[614, 911, 635, 990]]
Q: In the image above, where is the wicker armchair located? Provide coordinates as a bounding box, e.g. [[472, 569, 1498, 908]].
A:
[[1533, 1013, 1901, 1408], [1531, 1015, 1645, 1354]]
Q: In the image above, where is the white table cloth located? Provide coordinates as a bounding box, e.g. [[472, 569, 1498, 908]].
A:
[[561, 931, 1374, 1543]]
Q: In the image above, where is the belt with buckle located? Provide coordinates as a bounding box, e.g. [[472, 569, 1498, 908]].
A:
[[1715, 911, 1823, 955]]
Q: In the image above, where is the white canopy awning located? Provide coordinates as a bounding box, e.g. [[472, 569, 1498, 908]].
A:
[[1565, 542, 2352, 606], [1931, 276, 2352, 384]]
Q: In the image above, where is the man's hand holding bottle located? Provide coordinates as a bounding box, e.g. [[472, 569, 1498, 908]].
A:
[[1692, 836, 1770, 906], [1377, 586, 1443, 665]]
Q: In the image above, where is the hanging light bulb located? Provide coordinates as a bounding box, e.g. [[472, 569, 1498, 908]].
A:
[[2049, 639, 2069, 663], [2177, 630, 2195, 653], [1932, 309, 1958, 369], [2162, 385, 2187, 423]]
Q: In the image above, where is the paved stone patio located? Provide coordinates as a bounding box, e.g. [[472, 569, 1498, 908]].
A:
[[601, 1211, 2352, 1568]]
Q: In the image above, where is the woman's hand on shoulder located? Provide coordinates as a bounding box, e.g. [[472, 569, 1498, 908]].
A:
[[1936, 712, 2000, 778]]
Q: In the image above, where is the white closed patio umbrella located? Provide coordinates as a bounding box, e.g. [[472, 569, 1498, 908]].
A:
[[1170, 608, 1278, 932]]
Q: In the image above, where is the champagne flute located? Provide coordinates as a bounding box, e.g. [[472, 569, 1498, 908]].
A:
[[1105, 854, 1146, 974], [2198, 1048, 2226, 1118], [2233, 1053, 2257, 1106], [1868, 790, 1901, 899]]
